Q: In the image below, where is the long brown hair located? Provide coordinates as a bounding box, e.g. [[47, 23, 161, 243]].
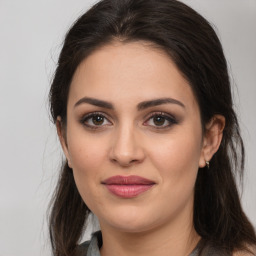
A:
[[48, 0, 256, 255]]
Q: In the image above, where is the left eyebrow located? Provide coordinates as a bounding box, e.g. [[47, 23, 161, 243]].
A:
[[137, 98, 185, 111], [74, 97, 114, 109]]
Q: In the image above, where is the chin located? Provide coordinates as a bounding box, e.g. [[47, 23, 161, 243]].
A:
[[98, 205, 162, 233]]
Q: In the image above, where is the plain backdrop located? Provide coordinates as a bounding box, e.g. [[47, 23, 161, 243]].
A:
[[0, 1, 255, 255]]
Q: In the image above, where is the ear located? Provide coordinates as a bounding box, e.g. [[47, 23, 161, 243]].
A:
[[199, 115, 225, 168], [56, 116, 73, 168]]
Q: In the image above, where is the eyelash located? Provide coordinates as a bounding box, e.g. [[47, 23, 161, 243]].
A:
[[80, 112, 112, 130], [80, 111, 178, 130], [143, 112, 178, 129]]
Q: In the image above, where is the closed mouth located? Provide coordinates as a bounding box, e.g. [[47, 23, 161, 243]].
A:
[[102, 175, 155, 198]]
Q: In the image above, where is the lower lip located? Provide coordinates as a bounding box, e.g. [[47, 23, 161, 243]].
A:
[[105, 184, 154, 198]]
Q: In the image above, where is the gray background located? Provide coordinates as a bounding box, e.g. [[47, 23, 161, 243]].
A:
[[0, 0, 255, 255]]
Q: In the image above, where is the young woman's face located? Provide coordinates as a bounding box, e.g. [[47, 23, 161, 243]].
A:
[[61, 41, 207, 233]]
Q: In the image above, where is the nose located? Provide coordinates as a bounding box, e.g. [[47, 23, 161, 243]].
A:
[[109, 124, 145, 167]]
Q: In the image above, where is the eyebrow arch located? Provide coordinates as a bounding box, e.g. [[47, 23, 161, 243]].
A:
[[74, 97, 185, 110], [137, 98, 185, 111], [74, 97, 114, 109]]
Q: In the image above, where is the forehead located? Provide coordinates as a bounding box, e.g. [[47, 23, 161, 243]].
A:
[[68, 41, 198, 111]]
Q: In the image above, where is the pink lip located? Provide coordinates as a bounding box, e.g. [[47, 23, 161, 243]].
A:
[[102, 175, 155, 198]]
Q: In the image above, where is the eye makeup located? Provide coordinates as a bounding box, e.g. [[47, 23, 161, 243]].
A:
[[79, 111, 112, 130], [79, 110, 179, 131], [143, 111, 178, 129]]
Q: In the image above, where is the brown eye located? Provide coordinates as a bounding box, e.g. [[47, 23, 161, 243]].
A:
[[153, 116, 166, 126], [81, 112, 112, 129], [144, 112, 178, 129], [92, 115, 104, 125]]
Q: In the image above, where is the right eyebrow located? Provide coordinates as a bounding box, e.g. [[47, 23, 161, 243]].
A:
[[137, 97, 185, 111], [74, 97, 114, 109]]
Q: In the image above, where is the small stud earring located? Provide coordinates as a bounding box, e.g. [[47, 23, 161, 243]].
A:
[[205, 161, 210, 169]]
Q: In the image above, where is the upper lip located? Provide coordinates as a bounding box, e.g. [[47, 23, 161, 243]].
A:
[[102, 175, 155, 185]]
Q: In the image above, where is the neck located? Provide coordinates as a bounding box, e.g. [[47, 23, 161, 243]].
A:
[[99, 211, 200, 256]]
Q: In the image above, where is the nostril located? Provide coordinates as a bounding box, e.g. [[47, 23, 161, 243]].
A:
[[109, 132, 146, 166], [110, 156, 141, 167]]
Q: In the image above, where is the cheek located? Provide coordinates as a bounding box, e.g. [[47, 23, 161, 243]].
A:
[[147, 133, 202, 218], [148, 128, 202, 188], [67, 125, 108, 171], [66, 131, 109, 204]]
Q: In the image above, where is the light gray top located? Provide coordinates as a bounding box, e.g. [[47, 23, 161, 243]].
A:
[[79, 231, 205, 256], [79, 231, 231, 255]]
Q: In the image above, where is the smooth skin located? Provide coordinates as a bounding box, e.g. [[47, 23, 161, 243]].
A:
[[58, 41, 225, 256]]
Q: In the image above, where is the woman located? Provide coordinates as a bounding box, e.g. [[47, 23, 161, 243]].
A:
[[48, 0, 256, 255]]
